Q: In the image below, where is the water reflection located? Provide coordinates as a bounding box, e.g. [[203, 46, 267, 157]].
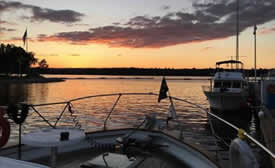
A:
[[0, 84, 29, 105], [0, 76, 258, 151], [0, 83, 49, 106]]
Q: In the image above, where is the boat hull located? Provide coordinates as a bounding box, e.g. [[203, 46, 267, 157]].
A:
[[204, 91, 249, 111]]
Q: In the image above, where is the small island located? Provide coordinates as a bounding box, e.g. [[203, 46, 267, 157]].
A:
[[0, 75, 64, 84], [0, 43, 64, 84]]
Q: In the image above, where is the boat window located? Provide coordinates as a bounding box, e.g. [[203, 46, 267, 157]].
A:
[[223, 81, 231, 88], [214, 81, 222, 88], [232, 81, 241, 88]]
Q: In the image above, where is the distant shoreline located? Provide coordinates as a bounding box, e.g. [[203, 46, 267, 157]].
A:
[[61, 77, 210, 80], [0, 77, 65, 84], [0, 76, 210, 84], [35, 67, 270, 77]]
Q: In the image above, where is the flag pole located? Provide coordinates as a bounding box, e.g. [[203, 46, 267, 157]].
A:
[[26, 34, 28, 52], [21, 28, 28, 77], [167, 89, 177, 125], [253, 0, 257, 82]]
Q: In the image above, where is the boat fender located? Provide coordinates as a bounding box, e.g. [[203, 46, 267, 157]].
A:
[[7, 104, 29, 125], [229, 138, 259, 168], [0, 116, 10, 148]]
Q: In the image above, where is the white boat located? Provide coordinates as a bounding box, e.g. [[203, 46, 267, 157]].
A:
[[202, 60, 249, 111], [0, 91, 266, 168]]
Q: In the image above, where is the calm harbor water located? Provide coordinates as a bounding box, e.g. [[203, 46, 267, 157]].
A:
[[0, 75, 256, 149]]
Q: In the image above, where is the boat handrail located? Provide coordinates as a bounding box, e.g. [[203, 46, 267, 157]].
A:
[[24, 92, 274, 160], [27, 92, 156, 129], [29, 92, 156, 107], [170, 96, 275, 160]]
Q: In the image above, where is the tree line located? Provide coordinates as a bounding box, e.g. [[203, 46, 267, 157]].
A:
[[37, 67, 270, 77], [0, 43, 48, 77]]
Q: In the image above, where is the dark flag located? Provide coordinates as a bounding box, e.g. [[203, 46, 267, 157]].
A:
[[22, 29, 27, 46], [158, 77, 169, 102]]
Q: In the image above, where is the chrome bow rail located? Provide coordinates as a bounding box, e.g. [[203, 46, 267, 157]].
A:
[[25, 92, 274, 160]]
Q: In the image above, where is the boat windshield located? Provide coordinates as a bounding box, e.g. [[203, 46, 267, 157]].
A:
[[214, 80, 242, 89]]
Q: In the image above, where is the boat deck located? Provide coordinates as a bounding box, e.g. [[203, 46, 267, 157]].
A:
[[163, 126, 229, 168], [1, 127, 221, 168], [2, 117, 271, 168]]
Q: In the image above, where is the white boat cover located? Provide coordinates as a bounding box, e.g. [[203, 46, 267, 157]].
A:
[[22, 128, 85, 147]]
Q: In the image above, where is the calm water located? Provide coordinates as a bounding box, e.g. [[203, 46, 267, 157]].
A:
[[0, 75, 255, 148]]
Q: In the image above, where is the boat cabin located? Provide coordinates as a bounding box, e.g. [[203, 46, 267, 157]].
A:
[[210, 60, 247, 92], [212, 72, 247, 92]]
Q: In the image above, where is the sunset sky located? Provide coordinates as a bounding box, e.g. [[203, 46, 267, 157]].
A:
[[0, 0, 275, 69]]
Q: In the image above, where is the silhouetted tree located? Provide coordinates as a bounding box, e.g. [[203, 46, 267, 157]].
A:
[[38, 59, 49, 69], [0, 43, 37, 76]]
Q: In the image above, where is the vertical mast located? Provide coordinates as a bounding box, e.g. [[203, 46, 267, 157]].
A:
[[254, 25, 257, 81], [236, 0, 239, 69], [254, 0, 257, 81]]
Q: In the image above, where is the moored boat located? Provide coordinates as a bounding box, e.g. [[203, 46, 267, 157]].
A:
[[202, 60, 249, 112]]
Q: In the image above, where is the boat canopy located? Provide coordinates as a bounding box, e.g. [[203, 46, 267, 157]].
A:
[[216, 60, 243, 66]]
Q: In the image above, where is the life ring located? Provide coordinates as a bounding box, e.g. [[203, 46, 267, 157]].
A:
[[0, 116, 10, 148], [7, 104, 29, 125]]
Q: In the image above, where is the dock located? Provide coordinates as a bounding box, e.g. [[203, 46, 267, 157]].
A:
[[249, 80, 275, 167]]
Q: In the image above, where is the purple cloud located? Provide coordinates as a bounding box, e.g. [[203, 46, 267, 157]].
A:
[[0, 26, 16, 35], [0, 1, 84, 23], [37, 0, 275, 48]]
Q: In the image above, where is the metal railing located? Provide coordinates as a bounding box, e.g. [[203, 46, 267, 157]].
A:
[[170, 96, 275, 160], [25, 92, 274, 160]]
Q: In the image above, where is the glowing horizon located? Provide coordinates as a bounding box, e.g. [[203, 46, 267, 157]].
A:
[[1, 0, 275, 69]]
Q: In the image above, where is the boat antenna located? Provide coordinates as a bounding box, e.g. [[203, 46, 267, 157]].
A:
[[236, 0, 239, 69]]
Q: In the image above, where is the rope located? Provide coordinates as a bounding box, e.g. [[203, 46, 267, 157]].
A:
[[68, 102, 82, 129]]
